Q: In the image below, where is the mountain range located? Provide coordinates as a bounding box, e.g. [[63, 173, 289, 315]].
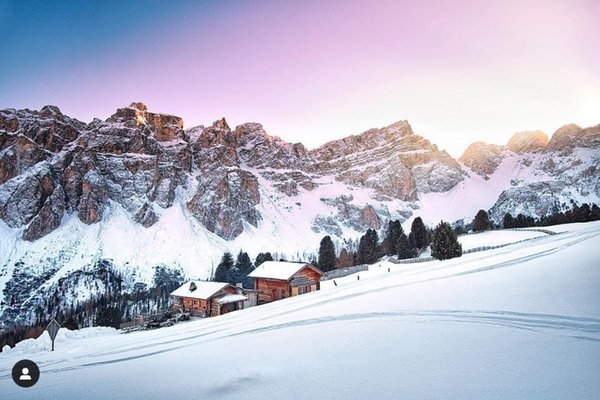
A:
[[0, 102, 598, 327]]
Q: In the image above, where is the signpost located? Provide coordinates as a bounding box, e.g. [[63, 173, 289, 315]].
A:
[[46, 319, 61, 352]]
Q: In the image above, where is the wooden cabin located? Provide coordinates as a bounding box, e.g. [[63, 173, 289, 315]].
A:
[[248, 261, 323, 304], [170, 281, 255, 317]]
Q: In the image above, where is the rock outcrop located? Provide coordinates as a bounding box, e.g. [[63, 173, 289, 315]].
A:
[[309, 120, 464, 200], [507, 130, 549, 153], [0, 162, 59, 229], [547, 124, 600, 151], [0, 103, 194, 240], [460, 142, 504, 178]]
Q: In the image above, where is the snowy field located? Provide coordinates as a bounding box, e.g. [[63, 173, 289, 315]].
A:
[[1, 221, 599, 399], [458, 228, 546, 250]]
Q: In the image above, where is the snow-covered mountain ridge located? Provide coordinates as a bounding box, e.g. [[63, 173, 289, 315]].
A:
[[0, 102, 598, 325]]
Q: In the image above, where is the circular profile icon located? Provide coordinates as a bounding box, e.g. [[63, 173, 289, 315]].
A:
[[12, 359, 40, 388]]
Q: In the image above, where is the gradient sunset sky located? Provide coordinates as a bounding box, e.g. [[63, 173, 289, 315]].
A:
[[1, 0, 598, 156]]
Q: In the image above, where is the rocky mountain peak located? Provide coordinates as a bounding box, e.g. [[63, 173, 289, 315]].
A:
[[507, 130, 548, 153], [312, 120, 415, 161], [233, 122, 312, 171], [555, 123, 582, 136], [459, 141, 504, 178], [308, 120, 463, 201], [381, 120, 413, 136], [212, 117, 230, 131], [39, 105, 64, 120], [105, 103, 185, 142], [547, 123, 600, 151], [129, 102, 148, 112]]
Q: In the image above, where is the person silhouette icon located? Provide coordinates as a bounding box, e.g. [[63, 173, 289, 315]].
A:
[[19, 367, 32, 381], [12, 359, 40, 387]]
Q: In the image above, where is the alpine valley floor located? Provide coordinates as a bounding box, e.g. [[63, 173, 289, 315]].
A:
[[1, 222, 599, 399]]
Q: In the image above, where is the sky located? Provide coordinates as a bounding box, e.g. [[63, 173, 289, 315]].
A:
[[0, 0, 598, 157]]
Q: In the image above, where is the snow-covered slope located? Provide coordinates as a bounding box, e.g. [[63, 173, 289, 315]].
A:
[[1, 221, 599, 399]]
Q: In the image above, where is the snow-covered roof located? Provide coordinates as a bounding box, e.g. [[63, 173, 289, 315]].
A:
[[216, 294, 247, 304], [170, 281, 231, 300], [248, 261, 322, 281]]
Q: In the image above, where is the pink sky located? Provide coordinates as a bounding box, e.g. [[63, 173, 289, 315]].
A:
[[2, 0, 599, 157]]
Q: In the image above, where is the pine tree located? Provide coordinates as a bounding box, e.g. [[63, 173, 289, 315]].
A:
[[473, 209, 492, 232], [357, 229, 379, 264], [396, 232, 416, 259], [337, 248, 353, 268], [214, 252, 233, 282], [431, 221, 462, 260], [592, 204, 600, 221], [576, 203, 592, 222], [410, 217, 429, 251], [233, 250, 253, 285], [318, 236, 336, 272], [255, 252, 274, 267], [515, 213, 535, 228], [62, 316, 78, 330], [94, 306, 122, 328], [385, 220, 402, 256], [503, 212, 514, 229]]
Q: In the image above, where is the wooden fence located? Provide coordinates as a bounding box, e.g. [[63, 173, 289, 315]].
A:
[[506, 228, 558, 235], [322, 264, 369, 280]]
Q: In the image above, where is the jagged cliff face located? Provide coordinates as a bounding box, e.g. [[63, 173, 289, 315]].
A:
[[310, 121, 464, 200], [0, 103, 193, 241], [0, 104, 467, 242]]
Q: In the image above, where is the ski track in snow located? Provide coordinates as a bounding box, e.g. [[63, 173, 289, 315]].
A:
[[7, 309, 598, 380]]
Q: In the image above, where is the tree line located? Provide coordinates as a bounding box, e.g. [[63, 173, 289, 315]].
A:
[[503, 202, 600, 228], [316, 216, 463, 272], [316, 201, 600, 271], [0, 261, 184, 350]]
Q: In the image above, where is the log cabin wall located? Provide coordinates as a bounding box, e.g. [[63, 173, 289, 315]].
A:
[[178, 286, 238, 316], [176, 297, 210, 317], [182, 297, 209, 311], [208, 286, 238, 316], [291, 268, 322, 290], [255, 278, 290, 304], [209, 300, 220, 317]]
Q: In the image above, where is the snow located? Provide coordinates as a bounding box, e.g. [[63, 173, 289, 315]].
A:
[[216, 294, 247, 304], [415, 155, 526, 226], [458, 229, 546, 250], [1, 327, 118, 356], [1, 221, 599, 399], [247, 261, 313, 280], [170, 281, 231, 300]]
